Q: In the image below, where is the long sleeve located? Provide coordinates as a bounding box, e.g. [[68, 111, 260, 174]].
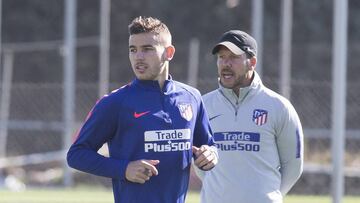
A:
[[276, 101, 304, 195], [193, 97, 216, 148], [67, 95, 129, 180]]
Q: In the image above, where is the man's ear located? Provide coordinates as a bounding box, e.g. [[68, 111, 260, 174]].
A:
[[164, 45, 175, 61], [249, 56, 257, 70]]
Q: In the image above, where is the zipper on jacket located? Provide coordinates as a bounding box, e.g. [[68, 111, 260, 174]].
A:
[[219, 89, 239, 122], [234, 100, 239, 121], [160, 87, 172, 125]]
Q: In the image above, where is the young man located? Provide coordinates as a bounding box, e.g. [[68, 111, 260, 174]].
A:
[[67, 16, 218, 203], [197, 30, 303, 203]]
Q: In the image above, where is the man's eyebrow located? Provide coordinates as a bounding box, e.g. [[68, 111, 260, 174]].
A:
[[142, 45, 155, 48], [129, 44, 154, 49]]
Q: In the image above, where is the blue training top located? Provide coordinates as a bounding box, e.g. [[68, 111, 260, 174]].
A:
[[67, 77, 215, 203]]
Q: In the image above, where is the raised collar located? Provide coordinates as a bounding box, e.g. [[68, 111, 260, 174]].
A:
[[132, 75, 174, 93]]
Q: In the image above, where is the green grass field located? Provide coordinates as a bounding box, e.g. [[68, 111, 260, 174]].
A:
[[0, 188, 359, 203]]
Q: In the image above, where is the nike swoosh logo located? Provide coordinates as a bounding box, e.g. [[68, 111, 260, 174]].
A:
[[134, 111, 150, 118], [209, 114, 222, 121]]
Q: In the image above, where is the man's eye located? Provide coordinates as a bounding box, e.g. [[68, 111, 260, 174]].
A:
[[231, 55, 241, 59], [129, 49, 136, 53], [144, 47, 154, 51]]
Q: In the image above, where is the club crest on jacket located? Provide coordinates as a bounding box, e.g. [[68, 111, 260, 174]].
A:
[[252, 109, 268, 126], [178, 103, 193, 121]]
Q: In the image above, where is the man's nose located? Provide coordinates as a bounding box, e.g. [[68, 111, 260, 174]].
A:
[[221, 59, 232, 67], [135, 51, 145, 59]]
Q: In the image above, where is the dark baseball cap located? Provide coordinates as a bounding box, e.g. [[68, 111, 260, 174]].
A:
[[212, 30, 257, 57]]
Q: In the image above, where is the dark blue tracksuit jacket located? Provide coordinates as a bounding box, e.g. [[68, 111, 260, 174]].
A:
[[67, 77, 215, 203]]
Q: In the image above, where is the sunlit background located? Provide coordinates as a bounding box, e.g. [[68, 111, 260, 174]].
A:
[[0, 0, 359, 202]]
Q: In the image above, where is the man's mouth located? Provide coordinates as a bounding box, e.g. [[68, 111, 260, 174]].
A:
[[221, 71, 233, 79], [135, 63, 147, 72]]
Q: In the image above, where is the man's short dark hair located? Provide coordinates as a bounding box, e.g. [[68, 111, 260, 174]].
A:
[[128, 16, 170, 36]]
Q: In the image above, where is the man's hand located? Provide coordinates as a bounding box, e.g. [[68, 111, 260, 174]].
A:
[[193, 145, 218, 171], [125, 159, 160, 184]]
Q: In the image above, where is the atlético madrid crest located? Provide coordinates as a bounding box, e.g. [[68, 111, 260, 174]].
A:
[[178, 103, 193, 121], [252, 109, 268, 126]]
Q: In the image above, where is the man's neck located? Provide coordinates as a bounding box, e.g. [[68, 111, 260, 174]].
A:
[[157, 65, 169, 90], [232, 71, 255, 97]]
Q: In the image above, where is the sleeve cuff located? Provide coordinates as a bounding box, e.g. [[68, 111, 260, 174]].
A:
[[117, 160, 130, 180]]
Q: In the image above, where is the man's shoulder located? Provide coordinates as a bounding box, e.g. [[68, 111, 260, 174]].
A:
[[172, 80, 201, 97], [202, 89, 219, 102], [202, 89, 218, 97], [260, 86, 296, 110], [98, 83, 133, 104]]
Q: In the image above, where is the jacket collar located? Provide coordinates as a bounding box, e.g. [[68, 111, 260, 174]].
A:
[[132, 75, 174, 93]]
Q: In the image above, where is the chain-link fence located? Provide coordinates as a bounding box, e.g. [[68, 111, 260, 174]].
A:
[[0, 0, 359, 195]]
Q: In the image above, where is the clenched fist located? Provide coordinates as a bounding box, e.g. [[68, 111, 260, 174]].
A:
[[125, 159, 160, 184]]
